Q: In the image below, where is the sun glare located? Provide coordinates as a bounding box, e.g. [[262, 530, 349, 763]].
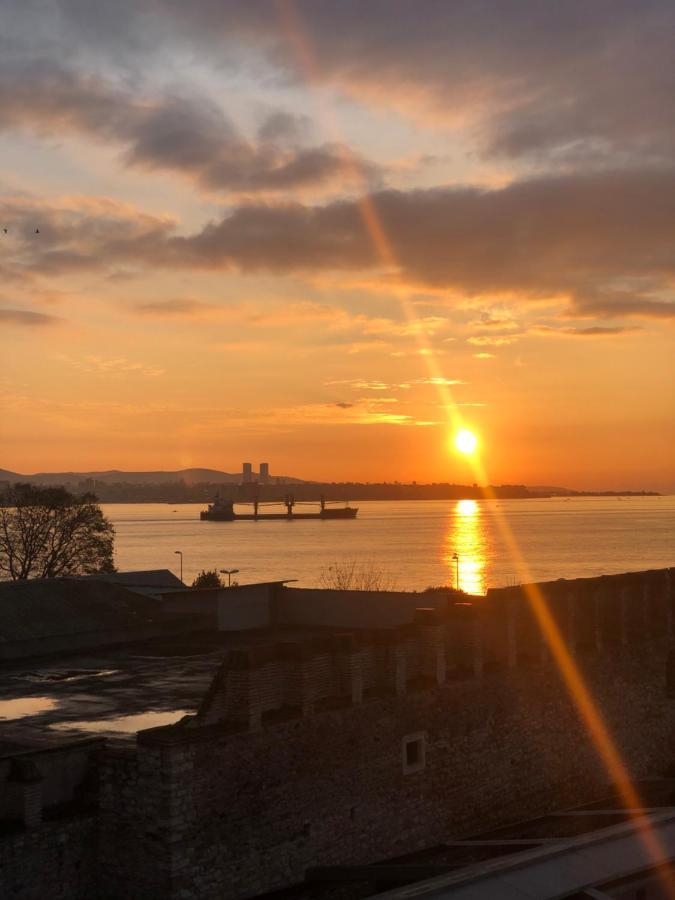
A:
[[454, 429, 478, 455]]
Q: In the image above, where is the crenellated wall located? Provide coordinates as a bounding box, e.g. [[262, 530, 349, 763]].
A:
[[95, 568, 675, 900], [192, 569, 674, 730]]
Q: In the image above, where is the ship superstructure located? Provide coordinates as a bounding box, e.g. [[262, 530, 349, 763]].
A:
[[200, 494, 357, 521]]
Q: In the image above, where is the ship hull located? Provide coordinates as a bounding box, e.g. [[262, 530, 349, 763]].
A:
[[201, 507, 358, 521]]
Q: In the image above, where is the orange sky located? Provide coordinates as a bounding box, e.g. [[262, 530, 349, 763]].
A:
[[1, 2, 674, 491]]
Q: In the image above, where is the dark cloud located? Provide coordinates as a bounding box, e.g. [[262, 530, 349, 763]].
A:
[[175, 199, 373, 272], [169, 168, 675, 321], [6, 167, 675, 323], [235, 2, 675, 166], [570, 292, 675, 320], [567, 326, 640, 336], [6, 1, 674, 167], [0, 60, 378, 193], [334, 402, 354, 409], [535, 324, 641, 337], [257, 111, 310, 144], [0, 308, 62, 326]]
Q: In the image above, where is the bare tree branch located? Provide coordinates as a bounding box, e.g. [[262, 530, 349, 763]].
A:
[[0, 484, 115, 580]]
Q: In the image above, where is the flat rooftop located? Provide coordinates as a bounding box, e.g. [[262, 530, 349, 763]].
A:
[[0, 625, 335, 751]]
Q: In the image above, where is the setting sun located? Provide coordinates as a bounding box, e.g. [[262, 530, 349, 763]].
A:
[[454, 429, 479, 455]]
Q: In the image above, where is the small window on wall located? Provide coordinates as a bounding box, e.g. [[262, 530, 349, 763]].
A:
[[402, 732, 426, 774]]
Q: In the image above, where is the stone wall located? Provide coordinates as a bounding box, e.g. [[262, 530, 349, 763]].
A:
[[0, 816, 97, 899], [96, 568, 675, 900], [0, 738, 103, 900]]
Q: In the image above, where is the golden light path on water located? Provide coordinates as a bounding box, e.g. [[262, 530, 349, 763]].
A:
[[275, 2, 675, 892], [445, 499, 486, 595]]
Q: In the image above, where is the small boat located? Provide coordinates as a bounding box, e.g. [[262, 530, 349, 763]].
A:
[[200, 494, 357, 521]]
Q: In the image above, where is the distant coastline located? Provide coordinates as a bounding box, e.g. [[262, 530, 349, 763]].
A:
[[0, 467, 660, 504], [91, 490, 661, 505]]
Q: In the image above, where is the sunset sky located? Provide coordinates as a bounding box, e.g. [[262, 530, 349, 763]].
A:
[[1, 1, 674, 490]]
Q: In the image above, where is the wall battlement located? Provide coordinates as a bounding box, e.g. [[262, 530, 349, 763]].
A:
[[188, 568, 674, 734]]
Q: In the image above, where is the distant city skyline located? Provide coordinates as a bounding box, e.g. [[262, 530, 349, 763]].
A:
[[1, 2, 674, 492], [0, 462, 663, 495]]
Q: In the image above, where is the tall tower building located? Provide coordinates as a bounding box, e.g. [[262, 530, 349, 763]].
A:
[[242, 462, 252, 484], [259, 462, 269, 484]]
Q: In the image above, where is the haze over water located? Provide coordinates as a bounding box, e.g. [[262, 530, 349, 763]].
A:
[[107, 496, 674, 594]]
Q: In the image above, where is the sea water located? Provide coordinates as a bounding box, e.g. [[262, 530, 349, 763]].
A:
[[104, 496, 675, 594]]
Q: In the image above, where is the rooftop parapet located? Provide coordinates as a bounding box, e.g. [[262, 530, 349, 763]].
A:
[[141, 567, 673, 743]]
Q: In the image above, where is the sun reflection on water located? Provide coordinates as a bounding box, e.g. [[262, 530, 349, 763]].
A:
[[445, 499, 487, 595]]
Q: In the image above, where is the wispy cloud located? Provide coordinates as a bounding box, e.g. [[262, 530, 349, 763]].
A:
[[0, 61, 380, 196], [54, 354, 165, 378], [264, 402, 415, 427], [533, 325, 641, 338], [468, 334, 520, 347], [468, 312, 520, 331], [410, 376, 467, 386], [132, 298, 216, 317], [327, 379, 395, 391], [0, 308, 63, 327]]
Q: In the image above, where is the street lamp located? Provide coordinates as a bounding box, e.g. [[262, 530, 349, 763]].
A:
[[220, 568, 239, 587], [174, 550, 183, 582], [451, 553, 459, 591]]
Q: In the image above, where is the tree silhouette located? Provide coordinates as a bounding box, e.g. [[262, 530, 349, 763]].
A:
[[0, 484, 115, 580], [191, 569, 225, 589]]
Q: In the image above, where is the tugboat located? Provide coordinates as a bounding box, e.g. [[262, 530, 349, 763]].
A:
[[200, 494, 358, 521]]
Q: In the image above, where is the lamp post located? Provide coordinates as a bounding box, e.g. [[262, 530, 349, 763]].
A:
[[220, 568, 239, 587], [451, 553, 459, 591], [174, 550, 183, 582]]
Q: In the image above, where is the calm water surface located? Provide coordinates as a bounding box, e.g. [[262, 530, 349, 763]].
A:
[[105, 497, 674, 594]]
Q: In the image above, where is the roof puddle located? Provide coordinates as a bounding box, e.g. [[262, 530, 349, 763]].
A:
[[49, 709, 190, 735], [0, 697, 58, 720]]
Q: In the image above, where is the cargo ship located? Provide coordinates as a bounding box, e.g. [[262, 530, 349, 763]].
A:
[[200, 494, 358, 521]]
